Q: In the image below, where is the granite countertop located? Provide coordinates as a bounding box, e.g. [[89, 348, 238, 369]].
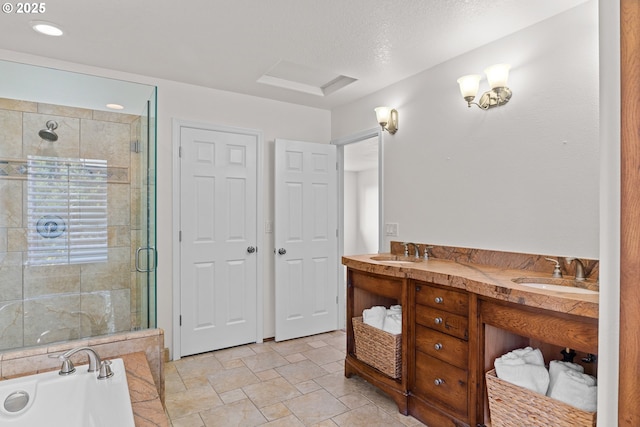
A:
[[342, 254, 599, 319], [121, 352, 170, 427]]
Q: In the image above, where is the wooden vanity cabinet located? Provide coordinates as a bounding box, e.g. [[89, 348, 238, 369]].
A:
[[345, 268, 410, 414], [409, 280, 478, 427], [344, 264, 597, 427]]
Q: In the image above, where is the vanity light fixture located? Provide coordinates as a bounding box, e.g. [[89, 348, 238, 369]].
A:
[[374, 106, 398, 134], [457, 63, 512, 110], [31, 21, 64, 36]]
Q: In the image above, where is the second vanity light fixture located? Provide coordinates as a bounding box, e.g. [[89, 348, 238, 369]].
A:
[[374, 106, 398, 134], [457, 63, 512, 110]]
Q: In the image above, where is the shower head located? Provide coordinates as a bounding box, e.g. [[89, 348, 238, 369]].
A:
[[38, 120, 58, 142]]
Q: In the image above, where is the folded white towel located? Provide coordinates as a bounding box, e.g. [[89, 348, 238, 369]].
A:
[[494, 347, 549, 395], [382, 313, 402, 335], [388, 305, 402, 314], [548, 369, 597, 412], [362, 306, 386, 330], [548, 360, 584, 397]]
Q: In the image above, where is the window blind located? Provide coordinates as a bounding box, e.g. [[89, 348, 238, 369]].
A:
[[27, 156, 108, 266]]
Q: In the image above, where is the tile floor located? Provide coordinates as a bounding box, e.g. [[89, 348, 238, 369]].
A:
[[165, 330, 427, 427]]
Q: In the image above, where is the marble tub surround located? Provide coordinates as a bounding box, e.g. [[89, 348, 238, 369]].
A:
[[0, 96, 149, 352], [343, 250, 598, 319], [122, 352, 170, 427], [0, 329, 165, 404], [389, 241, 599, 281]]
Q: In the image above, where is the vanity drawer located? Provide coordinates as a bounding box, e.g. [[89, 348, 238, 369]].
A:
[[415, 324, 467, 369], [414, 352, 468, 417], [416, 305, 468, 340], [414, 283, 468, 316]]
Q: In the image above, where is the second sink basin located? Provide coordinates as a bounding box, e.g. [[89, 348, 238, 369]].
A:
[[370, 254, 423, 264], [512, 277, 598, 295]]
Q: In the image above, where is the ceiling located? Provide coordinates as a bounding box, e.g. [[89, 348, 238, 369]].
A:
[[0, 0, 588, 110]]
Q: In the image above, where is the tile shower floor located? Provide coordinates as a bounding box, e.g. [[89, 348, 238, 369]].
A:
[[165, 330, 426, 427]]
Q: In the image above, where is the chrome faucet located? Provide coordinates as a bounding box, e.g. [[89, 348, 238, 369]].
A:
[[56, 346, 112, 379], [61, 346, 101, 373], [566, 257, 586, 281], [403, 242, 420, 258], [423, 245, 433, 260], [545, 258, 563, 278]]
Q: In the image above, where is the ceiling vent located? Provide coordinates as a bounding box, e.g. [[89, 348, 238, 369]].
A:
[[257, 60, 357, 97]]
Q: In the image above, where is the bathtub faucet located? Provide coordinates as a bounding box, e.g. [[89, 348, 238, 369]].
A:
[[56, 346, 112, 379]]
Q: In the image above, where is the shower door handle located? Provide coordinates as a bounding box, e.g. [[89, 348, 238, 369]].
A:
[[135, 247, 157, 272]]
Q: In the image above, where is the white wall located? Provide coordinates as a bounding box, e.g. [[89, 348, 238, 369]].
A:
[[597, 0, 620, 424], [356, 168, 379, 254], [343, 171, 358, 256], [344, 168, 379, 256], [332, 1, 600, 259], [0, 48, 331, 356]]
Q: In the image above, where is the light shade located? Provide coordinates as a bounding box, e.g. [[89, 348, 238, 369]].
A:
[[456, 74, 481, 100], [374, 107, 391, 126], [484, 63, 510, 89], [374, 106, 398, 134]]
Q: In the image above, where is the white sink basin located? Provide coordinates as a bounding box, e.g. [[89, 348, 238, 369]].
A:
[[379, 260, 414, 264], [370, 255, 423, 264], [516, 282, 598, 295]]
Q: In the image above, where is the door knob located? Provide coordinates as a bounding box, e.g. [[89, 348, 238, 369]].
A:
[[247, 246, 256, 254], [278, 248, 286, 255]]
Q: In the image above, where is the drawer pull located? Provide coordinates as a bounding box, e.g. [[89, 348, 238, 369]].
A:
[[434, 317, 443, 325], [416, 285, 422, 292], [434, 296, 443, 304], [434, 343, 443, 350], [434, 378, 445, 386]]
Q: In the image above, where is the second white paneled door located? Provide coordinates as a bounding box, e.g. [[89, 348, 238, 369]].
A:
[[275, 139, 338, 341], [179, 126, 258, 357]]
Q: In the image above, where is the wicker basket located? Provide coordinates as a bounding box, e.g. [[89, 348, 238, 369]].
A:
[[352, 316, 401, 379], [486, 369, 596, 427]]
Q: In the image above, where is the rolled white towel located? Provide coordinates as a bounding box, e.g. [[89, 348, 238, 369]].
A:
[[548, 360, 584, 397], [494, 347, 549, 395], [382, 313, 402, 335], [362, 306, 386, 330], [509, 346, 546, 366], [548, 369, 597, 412]]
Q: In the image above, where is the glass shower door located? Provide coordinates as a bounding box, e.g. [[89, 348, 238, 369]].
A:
[[133, 90, 157, 329]]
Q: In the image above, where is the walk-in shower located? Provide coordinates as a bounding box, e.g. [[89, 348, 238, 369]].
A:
[[0, 60, 157, 352]]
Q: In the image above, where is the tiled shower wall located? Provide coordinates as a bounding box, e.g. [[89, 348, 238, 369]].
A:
[[0, 97, 145, 351]]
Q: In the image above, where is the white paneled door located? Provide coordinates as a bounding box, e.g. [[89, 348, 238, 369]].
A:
[[179, 126, 258, 357], [275, 139, 338, 341]]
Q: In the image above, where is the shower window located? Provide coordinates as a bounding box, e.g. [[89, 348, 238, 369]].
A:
[[26, 156, 108, 266]]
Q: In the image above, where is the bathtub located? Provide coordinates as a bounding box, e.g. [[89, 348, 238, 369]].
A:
[[0, 358, 134, 426]]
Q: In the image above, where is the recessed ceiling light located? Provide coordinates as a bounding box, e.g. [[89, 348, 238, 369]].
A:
[[106, 103, 124, 110], [31, 21, 63, 36]]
